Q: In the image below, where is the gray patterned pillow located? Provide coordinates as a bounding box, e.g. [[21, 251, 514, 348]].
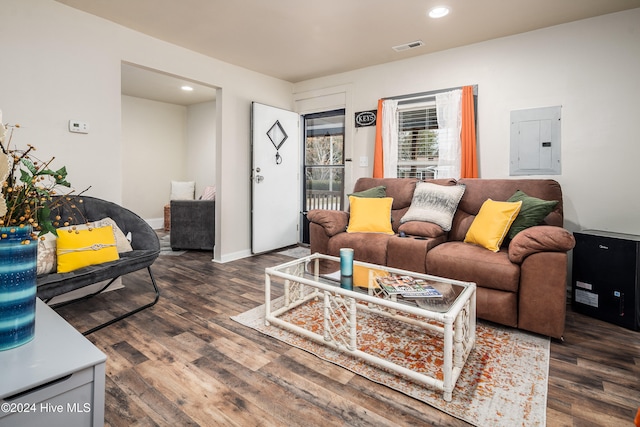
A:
[[400, 182, 466, 231], [37, 233, 57, 275]]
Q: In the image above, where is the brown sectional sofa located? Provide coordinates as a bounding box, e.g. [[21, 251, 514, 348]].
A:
[[307, 177, 576, 339]]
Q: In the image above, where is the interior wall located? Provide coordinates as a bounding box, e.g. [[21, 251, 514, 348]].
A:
[[1, 0, 294, 262], [121, 96, 187, 220], [294, 8, 640, 236], [187, 101, 217, 198]]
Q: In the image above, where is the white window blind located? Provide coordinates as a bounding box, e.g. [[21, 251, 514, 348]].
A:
[[397, 100, 439, 179]]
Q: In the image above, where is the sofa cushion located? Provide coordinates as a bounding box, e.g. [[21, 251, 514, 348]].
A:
[[426, 241, 521, 293], [352, 178, 418, 210], [464, 199, 522, 252], [348, 185, 386, 198], [328, 232, 391, 266], [456, 179, 563, 225], [400, 182, 466, 231], [506, 190, 559, 239], [387, 235, 447, 273], [452, 179, 564, 242], [346, 196, 394, 235]]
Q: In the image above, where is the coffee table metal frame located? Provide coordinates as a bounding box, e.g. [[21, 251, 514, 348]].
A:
[[264, 253, 476, 401]]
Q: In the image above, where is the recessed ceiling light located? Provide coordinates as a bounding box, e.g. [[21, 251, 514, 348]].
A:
[[428, 6, 450, 18], [181, 85, 194, 91]]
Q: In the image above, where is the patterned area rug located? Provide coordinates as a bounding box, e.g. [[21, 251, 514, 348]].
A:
[[276, 245, 311, 258], [232, 297, 549, 426], [159, 234, 186, 256]]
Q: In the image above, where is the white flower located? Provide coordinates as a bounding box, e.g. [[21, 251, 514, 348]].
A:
[[0, 151, 8, 183]]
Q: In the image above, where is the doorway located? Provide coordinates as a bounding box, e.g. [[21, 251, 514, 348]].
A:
[[120, 62, 218, 229], [301, 109, 346, 243], [251, 102, 300, 254]]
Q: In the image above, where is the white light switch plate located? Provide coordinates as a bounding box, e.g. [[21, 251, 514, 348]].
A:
[[359, 156, 368, 167]]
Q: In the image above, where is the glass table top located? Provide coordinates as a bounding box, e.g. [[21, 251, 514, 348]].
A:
[[268, 254, 473, 313]]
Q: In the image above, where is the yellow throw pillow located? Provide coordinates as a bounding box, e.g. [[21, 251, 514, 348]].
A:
[[56, 226, 119, 273], [464, 199, 523, 252], [346, 196, 394, 235]]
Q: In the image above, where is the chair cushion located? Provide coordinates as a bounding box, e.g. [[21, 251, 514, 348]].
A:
[[37, 249, 158, 299]]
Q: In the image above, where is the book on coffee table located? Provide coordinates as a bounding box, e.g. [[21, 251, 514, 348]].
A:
[[376, 275, 442, 298]]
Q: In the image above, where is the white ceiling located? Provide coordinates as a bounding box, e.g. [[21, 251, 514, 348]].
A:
[[121, 63, 218, 106], [56, 0, 640, 106], [56, 0, 640, 84]]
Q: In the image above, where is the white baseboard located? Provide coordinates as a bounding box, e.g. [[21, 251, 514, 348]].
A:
[[146, 217, 164, 230], [216, 249, 252, 263]]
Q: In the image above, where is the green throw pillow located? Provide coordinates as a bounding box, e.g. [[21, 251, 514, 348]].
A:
[[348, 185, 387, 198], [506, 190, 558, 239]]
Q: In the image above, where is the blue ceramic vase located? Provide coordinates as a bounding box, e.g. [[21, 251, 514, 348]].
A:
[[0, 226, 37, 351]]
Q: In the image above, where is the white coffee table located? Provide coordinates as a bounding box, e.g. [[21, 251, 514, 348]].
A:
[[265, 253, 476, 401]]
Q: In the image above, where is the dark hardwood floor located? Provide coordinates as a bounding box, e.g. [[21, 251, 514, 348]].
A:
[[54, 244, 640, 427]]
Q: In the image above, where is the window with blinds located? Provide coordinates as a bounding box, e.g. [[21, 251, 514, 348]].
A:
[[397, 101, 438, 179]]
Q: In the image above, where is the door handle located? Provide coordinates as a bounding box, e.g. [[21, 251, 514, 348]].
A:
[[255, 175, 264, 184]]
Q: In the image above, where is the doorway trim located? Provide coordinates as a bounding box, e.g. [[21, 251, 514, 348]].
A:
[[294, 84, 354, 208]]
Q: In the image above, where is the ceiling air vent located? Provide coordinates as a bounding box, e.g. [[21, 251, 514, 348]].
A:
[[392, 40, 424, 52]]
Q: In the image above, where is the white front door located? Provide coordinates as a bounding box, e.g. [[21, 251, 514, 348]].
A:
[[251, 102, 300, 254]]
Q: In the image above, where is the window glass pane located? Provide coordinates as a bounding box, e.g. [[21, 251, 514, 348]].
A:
[[305, 134, 343, 166], [303, 109, 345, 212], [305, 166, 343, 210], [397, 104, 438, 179]]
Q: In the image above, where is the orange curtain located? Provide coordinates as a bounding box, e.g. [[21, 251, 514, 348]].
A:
[[460, 86, 478, 178], [372, 99, 384, 178]]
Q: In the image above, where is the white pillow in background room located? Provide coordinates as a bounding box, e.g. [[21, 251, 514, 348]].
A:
[[170, 181, 195, 200]]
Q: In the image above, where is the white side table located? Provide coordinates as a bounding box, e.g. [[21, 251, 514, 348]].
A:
[[0, 299, 106, 427]]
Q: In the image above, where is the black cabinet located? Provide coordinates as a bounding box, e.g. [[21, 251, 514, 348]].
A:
[[572, 230, 640, 331]]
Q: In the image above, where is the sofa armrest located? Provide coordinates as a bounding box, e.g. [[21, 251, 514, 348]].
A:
[[508, 225, 576, 264], [170, 200, 215, 250], [307, 209, 349, 237]]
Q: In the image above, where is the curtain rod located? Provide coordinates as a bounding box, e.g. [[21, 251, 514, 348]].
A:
[[383, 84, 477, 101]]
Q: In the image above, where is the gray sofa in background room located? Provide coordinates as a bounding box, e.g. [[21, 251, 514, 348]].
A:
[[170, 199, 216, 251]]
